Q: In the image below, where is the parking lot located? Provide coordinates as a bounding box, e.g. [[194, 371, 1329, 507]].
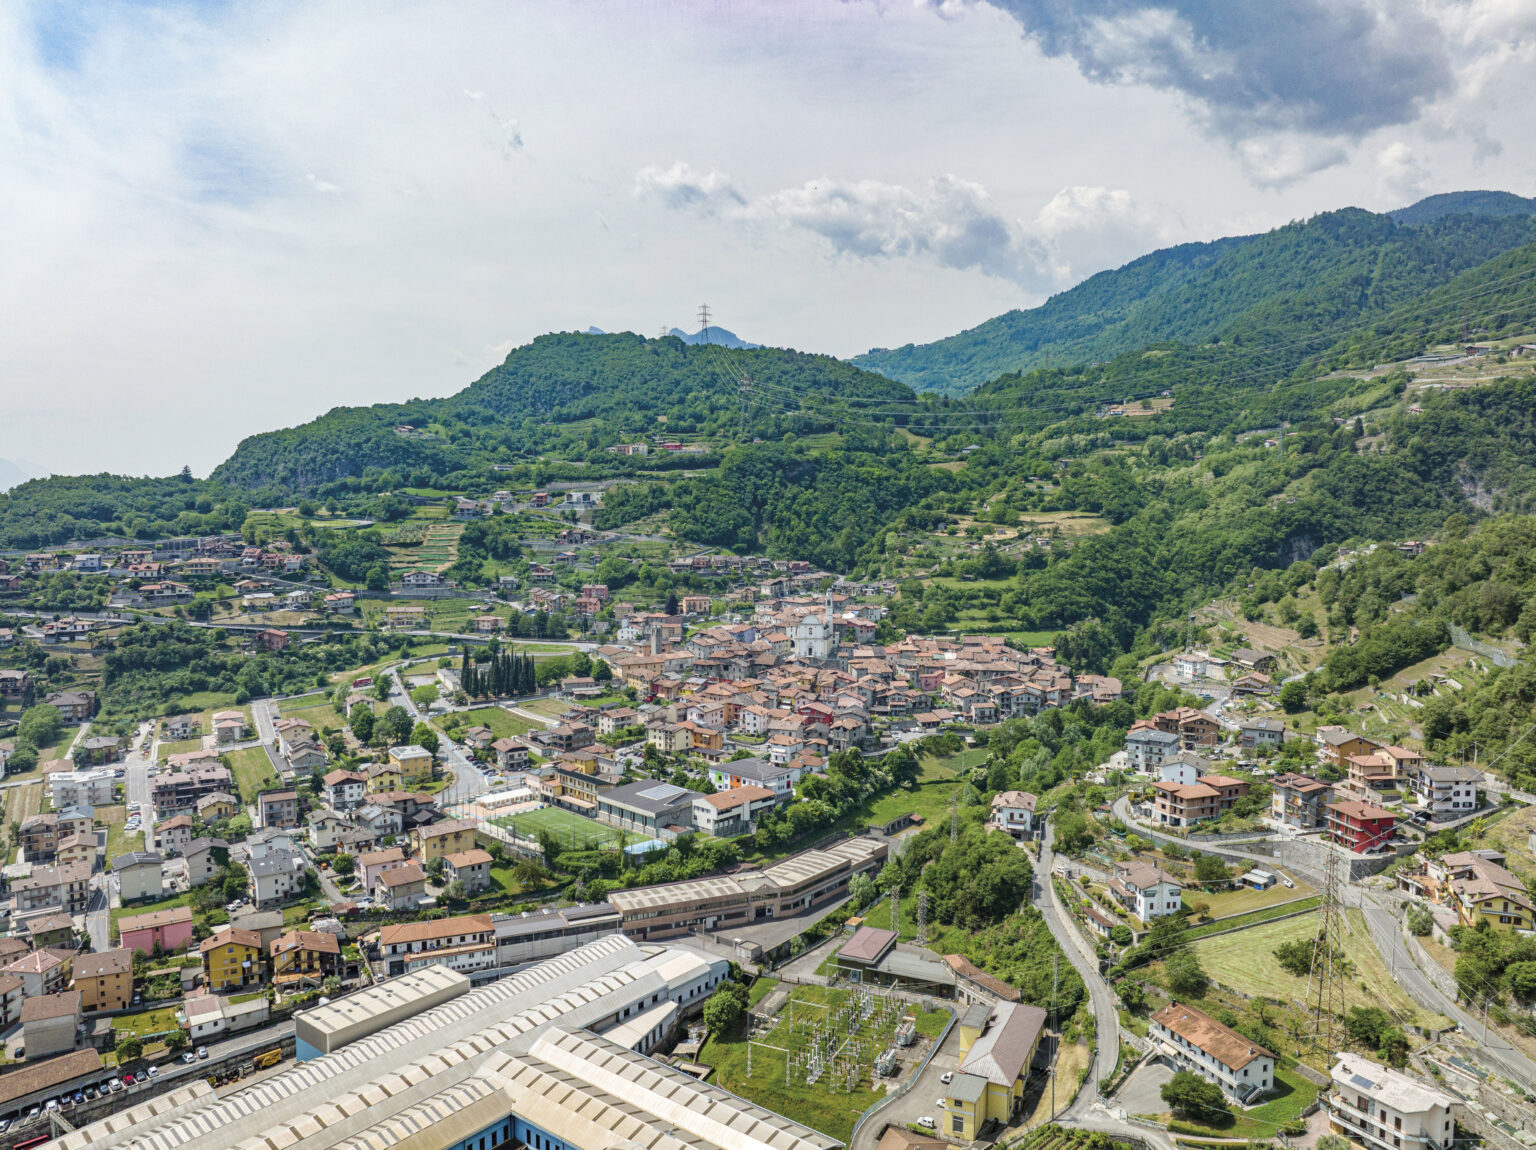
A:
[[1112, 1060, 1174, 1117], [850, 1023, 962, 1150]]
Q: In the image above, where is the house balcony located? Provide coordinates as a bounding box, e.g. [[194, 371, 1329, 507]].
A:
[[1326, 1096, 1447, 1150]]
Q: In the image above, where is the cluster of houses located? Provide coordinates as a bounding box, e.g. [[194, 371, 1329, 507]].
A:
[[12, 536, 314, 602], [1123, 693, 1482, 852], [452, 598, 1109, 849], [1398, 847, 1535, 934]]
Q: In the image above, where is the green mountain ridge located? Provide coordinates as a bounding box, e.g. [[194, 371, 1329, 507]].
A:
[[852, 196, 1536, 397], [208, 332, 913, 491]]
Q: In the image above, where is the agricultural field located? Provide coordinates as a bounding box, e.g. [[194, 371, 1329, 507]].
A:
[[387, 522, 462, 575], [701, 983, 950, 1142], [6, 782, 45, 825], [278, 699, 350, 735], [1185, 882, 1314, 920], [492, 806, 625, 850], [1485, 804, 1536, 877]]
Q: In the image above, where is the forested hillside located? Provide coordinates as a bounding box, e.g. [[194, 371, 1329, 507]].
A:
[[208, 332, 912, 491], [852, 204, 1536, 396]]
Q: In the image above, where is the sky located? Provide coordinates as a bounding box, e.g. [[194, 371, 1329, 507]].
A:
[[2, 0, 1535, 480]]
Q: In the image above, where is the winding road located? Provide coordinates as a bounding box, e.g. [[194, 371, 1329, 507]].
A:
[[1032, 821, 1121, 1119]]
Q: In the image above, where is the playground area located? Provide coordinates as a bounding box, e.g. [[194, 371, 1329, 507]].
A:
[[702, 982, 950, 1141], [491, 804, 625, 850]]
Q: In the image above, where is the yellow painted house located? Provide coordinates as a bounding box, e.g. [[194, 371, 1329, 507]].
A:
[[200, 927, 263, 991], [1457, 880, 1536, 931], [412, 819, 477, 865], [941, 1001, 1047, 1140], [368, 762, 404, 793]]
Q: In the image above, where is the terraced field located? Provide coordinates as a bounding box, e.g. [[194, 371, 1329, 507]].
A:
[[388, 522, 463, 575]]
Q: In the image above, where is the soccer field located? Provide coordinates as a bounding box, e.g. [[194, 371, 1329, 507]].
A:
[[496, 806, 624, 850]]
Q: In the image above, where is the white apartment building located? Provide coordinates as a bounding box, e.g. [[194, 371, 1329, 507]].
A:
[[1327, 1055, 1456, 1150], [47, 769, 116, 808], [1409, 764, 1481, 816], [1151, 1000, 1275, 1104], [1127, 727, 1179, 773]]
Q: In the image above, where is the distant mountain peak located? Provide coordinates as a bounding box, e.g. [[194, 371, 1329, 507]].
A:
[[1391, 190, 1536, 225], [668, 325, 759, 350]]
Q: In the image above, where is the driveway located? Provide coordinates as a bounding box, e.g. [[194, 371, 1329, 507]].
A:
[[1114, 1060, 1173, 1117]]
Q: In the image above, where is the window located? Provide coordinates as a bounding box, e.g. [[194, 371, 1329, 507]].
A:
[[952, 1116, 965, 1134]]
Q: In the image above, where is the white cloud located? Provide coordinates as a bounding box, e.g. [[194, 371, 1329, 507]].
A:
[[645, 168, 1175, 292], [748, 174, 1050, 286], [633, 162, 744, 215], [1375, 142, 1425, 205]]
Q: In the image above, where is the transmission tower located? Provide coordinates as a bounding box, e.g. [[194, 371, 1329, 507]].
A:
[[697, 302, 712, 344], [1304, 838, 1347, 1056], [889, 886, 899, 932], [916, 890, 929, 947], [950, 793, 958, 842]]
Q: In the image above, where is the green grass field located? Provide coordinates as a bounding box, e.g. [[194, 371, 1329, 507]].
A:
[[1186, 882, 1315, 919], [111, 891, 194, 930], [225, 745, 279, 803], [494, 806, 624, 849], [1188, 911, 1444, 1026], [279, 700, 349, 734], [436, 707, 540, 740], [1157, 1062, 1319, 1138]]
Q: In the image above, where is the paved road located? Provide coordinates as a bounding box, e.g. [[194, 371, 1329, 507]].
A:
[[1033, 822, 1119, 1119], [1358, 893, 1536, 1091], [388, 667, 490, 806]]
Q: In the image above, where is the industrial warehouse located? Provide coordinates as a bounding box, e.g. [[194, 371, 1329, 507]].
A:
[[608, 837, 887, 941], [47, 935, 841, 1150]]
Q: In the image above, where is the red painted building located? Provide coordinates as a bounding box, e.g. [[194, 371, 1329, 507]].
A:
[[1325, 799, 1397, 854]]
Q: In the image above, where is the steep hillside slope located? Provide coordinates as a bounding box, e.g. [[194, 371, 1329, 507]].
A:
[[853, 205, 1536, 396]]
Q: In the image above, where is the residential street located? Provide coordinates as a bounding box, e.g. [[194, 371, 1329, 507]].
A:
[[388, 664, 490, 806]]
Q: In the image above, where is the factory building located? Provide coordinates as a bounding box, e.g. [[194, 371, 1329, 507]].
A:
[[51, 936, 833, 1150]]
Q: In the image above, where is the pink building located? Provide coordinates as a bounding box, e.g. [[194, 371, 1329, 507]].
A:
[[118, 905, 195, 956]]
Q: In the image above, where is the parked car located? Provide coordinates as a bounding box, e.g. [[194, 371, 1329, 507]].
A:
[[197, 1047, 209, 1060], [147, 1065, 159, 1078], [107, 1078, 123, 1093], [73, 1091, 85, 1105], [940, 1072, 952, 1084], [122, 1073, 135, 1086], [181, 1053, 196, 1064], [916, 1117, 935, 1130], [0, 1117, 11, 1133]]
